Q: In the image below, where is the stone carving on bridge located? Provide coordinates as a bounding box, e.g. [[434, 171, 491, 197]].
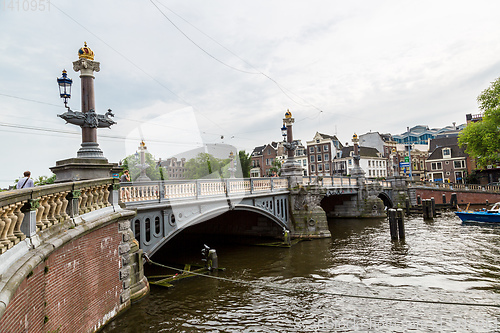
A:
[[289, 185, 331, 238]]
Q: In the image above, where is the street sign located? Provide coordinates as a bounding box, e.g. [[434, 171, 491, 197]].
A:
[[404, 156, 409, 162], [399, 162, 410, 167]]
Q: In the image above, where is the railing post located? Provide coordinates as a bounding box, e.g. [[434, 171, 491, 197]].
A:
[[67, 190, 82, 218], [20, 199, 39, 238], [250, 178, 254, 194], [108, 183, 120, 206], [196, 180, 201, 199], [270, 178, 274, 192]]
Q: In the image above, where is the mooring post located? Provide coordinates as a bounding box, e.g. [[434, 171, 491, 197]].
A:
[[405, 198, 410, 216], [422, 199, 428, 220], [389, 208, 398, 241], [397, 208, 405, 241], [431, 197, 436, 217], [423, 199, 433, 221]]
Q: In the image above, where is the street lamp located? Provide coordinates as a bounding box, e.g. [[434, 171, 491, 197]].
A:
[[281, 124, 287, 142], [228, 151, 236, 178], [57, 70, 72, 108]]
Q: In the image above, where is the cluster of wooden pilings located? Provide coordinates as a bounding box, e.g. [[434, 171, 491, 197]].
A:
[[388, 208, 405, 241]]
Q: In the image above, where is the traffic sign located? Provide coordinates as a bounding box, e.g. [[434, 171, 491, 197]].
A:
[[404, 156, 409, 162], [399, 162, 410, 167]]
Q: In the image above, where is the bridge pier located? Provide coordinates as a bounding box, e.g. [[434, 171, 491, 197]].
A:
[[288, 186, 331, 238]]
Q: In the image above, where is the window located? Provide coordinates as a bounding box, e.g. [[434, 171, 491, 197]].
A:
[[369, 170, 372, 176], [442, 148, 451, 157], [267, 148, 271, 155], [348, 159, 352, 166], [309, 147, 314, 154], [431, 162, 442, 170], [368, 161, 371, 167], [316, 146, 321, 153], [454, 160, 465, 169], [324, 153, 329, 161], [323, 145, 329, 152], [310, 155, 315, 163], [311, 165, 315, 172], [303, 159, 307, 167], [317, 154, 322, 162], [325, 163, 330, 171], [318, 164, 323, 172]]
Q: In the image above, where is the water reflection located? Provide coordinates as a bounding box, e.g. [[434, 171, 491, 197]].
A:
[[102, 213, 500, 332]]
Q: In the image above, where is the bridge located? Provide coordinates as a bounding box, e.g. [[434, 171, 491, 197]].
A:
[[1, 174, 499, 332]]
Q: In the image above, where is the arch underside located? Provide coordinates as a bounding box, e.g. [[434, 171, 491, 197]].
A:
[[378, 191, 393, 208], [132, 195, 289, 257]]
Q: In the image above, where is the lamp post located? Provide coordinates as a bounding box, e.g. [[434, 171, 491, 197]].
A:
[[56, 42, 116, 159], [50, 42, 121, 182], [136, 141, 151, 182], [228, 151, 237, 178], [280, 109, 302, 186], [350, 133, 365, 178]]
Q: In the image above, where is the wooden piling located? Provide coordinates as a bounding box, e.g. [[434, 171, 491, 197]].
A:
[[396, 208, 405, 241], [450, 193, 458, 207], [423, 199, 433, 221], [405, 198, 410, 216], [388, 209, 398, 241], [431, 197, 436, 217]]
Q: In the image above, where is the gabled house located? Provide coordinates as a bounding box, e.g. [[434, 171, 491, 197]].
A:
[[306, 132, 343, 176], [425, 135, 468, 183], [333, 146, 387, 179], [250, 142, 284, 177]]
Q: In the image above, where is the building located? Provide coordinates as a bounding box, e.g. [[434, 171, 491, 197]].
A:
[[392, 124, 464, 145], [395, 146, 428, 180], [306, 132, 343, 176], [160, 157, 186, 179], [333, 146, 387, 179], [250, 142, 284, 177], [359, 132, 397, 176], [425, 135, 468, 183]]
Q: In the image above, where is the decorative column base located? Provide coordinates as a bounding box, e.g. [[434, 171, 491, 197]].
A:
[[50, 158, 119, 182], [281, 160, 303, 188], [288, 186, 331, 238], [77, 142, 105, 159]]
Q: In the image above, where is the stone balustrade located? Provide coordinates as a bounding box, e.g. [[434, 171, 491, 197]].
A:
[[120, 178, 289, 203], [301, 176, 357, 187], [0, 178, 118, 255], [410, 180, 500, 193]]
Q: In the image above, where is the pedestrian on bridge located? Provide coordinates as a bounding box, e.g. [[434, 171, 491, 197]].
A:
[[16, 171, 34, 189]]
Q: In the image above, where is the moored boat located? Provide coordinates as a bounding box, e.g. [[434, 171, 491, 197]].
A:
[[455, 202, 500, 223]]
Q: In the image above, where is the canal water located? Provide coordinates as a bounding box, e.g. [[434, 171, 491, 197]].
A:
[[102, 213, 499, 332]]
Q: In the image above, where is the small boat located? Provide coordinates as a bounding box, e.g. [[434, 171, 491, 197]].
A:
[[455, 202, 500, 223]]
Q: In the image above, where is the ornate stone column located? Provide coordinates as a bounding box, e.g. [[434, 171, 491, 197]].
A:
[[280, 110, 303, 187]]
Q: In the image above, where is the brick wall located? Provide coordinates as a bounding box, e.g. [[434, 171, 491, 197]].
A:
[[0, 222, 124, 333], [415, 188, 500, 205]]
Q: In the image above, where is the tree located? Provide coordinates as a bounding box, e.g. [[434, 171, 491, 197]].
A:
[[270, 159, 282, 176], [459, 76, 500, 168], [121, 152, 167, 181], [184, 153, 229, 179], [238, 150, 252, 178]]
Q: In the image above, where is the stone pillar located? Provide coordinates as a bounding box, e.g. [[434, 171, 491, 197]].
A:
[[288, 186, 331, 238], [135, 141, 151, 182], [280, 110, 303, 188]]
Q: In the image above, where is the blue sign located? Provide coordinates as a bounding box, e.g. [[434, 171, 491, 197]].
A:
[[399, 162, 410, 167]]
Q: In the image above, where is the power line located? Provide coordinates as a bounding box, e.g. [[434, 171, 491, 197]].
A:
[[153, 0, 326, 113], [50, 1, 229, 138], [148, 259, 500, 309]]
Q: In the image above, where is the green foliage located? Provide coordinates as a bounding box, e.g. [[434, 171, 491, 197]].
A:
[[121, 152, 168, 181], [34, 174, 56, 186], [184, 153, 229, 179], [238, 150, 252, 178], [459, 76, 500, 168], [270, 159, 282, 176]]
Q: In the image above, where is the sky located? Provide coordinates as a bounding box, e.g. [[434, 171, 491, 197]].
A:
[[1, 0, 500, 188]]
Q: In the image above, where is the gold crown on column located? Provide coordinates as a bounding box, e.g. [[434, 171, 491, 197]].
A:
[[78, 42, 95, 60], [284, 109, 292, 119]]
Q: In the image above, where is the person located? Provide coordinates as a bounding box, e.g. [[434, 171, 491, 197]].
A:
[[16, 171, 34, 189], [120, 170, 131, 201], [120, 170, 131, 182]]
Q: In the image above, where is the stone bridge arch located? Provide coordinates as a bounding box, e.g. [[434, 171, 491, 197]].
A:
[[378, 191, 394, 208], [130, 194, 290, 257]]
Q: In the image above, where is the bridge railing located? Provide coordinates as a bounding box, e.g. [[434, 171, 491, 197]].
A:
[[0, 178, 118, 256], [409, 180, 500, 193], [300, 176, 358, 188], [119, 177, 289, 203]]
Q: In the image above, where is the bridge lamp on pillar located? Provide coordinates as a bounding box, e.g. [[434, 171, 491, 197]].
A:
[[350, 133, 365, 178], [51, 42, 121, 182], [280, 109, 302, 184], [136, 141, 151, 182], [57, 70, 72, 109], [228, 151, 237, 178]]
